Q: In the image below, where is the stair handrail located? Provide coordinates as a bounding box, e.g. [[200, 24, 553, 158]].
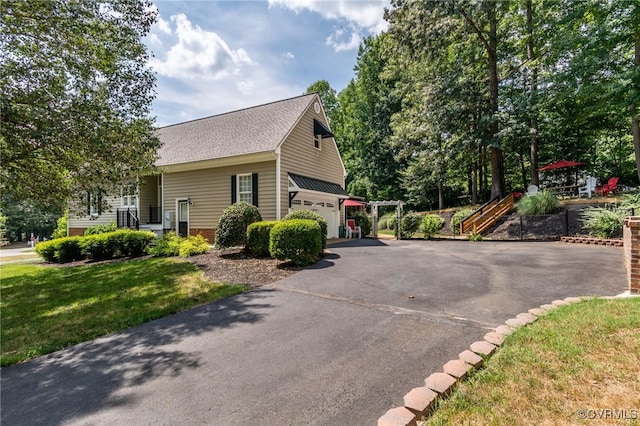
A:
[[471, 193, 515, 235], [460, 196, 500, 235]]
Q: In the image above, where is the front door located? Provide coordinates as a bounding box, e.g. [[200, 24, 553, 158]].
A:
[[178, 200, 189, 237]]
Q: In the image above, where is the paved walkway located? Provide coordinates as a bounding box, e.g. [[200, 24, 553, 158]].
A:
[[0, 243, 36, 258], [0, 239, 627, 425]]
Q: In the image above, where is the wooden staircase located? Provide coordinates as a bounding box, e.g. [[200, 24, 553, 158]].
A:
[[460, 193, 515, 236]]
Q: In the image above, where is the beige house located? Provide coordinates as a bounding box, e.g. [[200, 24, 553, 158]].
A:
[[68, 93, 349, 240]]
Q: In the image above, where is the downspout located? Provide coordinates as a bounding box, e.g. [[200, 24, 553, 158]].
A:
[[275, 147, 281, 220]]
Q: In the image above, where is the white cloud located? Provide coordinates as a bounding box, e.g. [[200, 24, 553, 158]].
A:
[[149, 13, 254, 81], [325, 25, 362, 52], [281, 51, 295, 64], [268, 0, 388, 52], [236, 80, 255, 95], [155, 15, 172, 35]]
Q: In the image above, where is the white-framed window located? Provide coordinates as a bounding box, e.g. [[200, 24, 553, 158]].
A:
[[237, 174, 253, 203], [89, 193, 100, 216], [122, 189, 137, 208], [314, 134, 322, 150]]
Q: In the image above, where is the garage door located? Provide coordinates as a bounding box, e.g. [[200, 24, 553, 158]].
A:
[[290, 197, 339, 239]]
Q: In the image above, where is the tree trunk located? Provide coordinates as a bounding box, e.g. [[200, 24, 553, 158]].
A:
[[527, 0, 539, 186], [633, 28, 640, 184], [437, 181, 444, 210], [472, 159, 478, 204], [519, 138, 528, 189], [487, 3, 505, 199]]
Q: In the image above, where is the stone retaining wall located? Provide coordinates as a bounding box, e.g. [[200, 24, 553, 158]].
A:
[[623, 217, 640, 294]]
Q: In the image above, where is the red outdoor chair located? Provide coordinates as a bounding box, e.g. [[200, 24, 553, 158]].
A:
[[596, 177, 619, 196], [346, 219, 361, 239]]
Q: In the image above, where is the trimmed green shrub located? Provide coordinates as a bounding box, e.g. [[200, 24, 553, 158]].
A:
[[401, 212, 423, 238], [422, 214, 445, 239], [120, 230, 156, 257], [269, 219, 321, 266], [84, 221, 117, 236], [55, 236, 84, 263], [247, 221, 278, 257], [580, 207, 624, 238], [150, 232, 210, 257], [35, 239, 58, 262], [178, 234, 210, 257], [283, 209, 327, 248], [451, 208, 475, 235], [149, 232, 183, 257], [37, 230, 156, 263], [517, 190, 559, 216], [351, 210, 372, 236], [82, 232, 118, 260], [387, 216, 398, 234], [215, 202, 262, 249], [387, 212, 422, 238], [378, 212, 397, 230]]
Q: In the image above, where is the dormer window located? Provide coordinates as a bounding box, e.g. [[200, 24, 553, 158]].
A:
[[313, 118, 333, 151]]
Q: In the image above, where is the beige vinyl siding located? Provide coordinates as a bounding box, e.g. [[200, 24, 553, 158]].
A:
[[162, 160, 276, 231], [138, 175, 160, 224], [68, 194, 120, 229], [279, 105, 346, 219]]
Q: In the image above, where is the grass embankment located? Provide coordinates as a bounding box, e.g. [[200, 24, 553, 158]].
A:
[[425, 298, 640, 425], [0, 258, 246, 366]]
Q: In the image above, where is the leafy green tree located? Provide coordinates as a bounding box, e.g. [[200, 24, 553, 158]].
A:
[[306, 80, 339, 123], [385, 0, 505, 200], [0, 216, 8, 247], [1, 0, 160, 213], [332, 35, 405, 202], [0, 195, 63, 242]]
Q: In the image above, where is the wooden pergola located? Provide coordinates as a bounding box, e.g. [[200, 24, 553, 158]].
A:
[[368, 200, 404, 239]]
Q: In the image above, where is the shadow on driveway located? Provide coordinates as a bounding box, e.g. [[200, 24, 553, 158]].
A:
[[1, 289, 276, 425]]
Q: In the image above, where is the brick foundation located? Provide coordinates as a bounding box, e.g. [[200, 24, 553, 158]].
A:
[[190, 228, 216, 244], [68, 227, 85, 236], [560, 236, 623, 247], [623, 217, 640, 294]]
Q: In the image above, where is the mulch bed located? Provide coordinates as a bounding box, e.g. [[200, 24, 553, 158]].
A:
[[189, 249, 301, 288]]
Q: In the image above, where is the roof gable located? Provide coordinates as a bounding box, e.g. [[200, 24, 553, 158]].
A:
[[157, 94, 317, 167]]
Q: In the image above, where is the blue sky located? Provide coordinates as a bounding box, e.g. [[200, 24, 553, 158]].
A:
[[147, 0, 389, 127]]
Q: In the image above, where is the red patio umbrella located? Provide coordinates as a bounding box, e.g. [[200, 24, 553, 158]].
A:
[[536, 160, 586, 171]]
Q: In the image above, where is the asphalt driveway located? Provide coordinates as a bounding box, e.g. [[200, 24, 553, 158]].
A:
[[1, 239, 627, 425]]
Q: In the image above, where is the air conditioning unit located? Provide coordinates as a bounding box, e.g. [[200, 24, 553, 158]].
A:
[[164, 211, 173, 229]]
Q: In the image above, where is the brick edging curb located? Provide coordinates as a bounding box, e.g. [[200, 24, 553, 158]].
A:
[[560, 236, 623, 247], [377, 296, 586, 426]]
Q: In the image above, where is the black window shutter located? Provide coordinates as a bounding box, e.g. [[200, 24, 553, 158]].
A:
[[252, 173, 258, 207], [97, 193, 102, 215], [231, 175, 237, 204], [87, 192, 91, 215]]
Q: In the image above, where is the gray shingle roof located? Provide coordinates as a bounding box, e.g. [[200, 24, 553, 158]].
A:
[[157, 94, 317, 166]]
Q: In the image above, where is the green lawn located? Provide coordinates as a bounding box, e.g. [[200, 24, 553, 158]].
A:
[[0, 258, 246, 366], [425, 298, 640, 425]]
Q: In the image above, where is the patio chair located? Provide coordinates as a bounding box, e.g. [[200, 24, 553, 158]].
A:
[[526, 185, 538, 196], [596, 177, 619, 196], [578, 176, 597, 198], [346, 219, 361, 239]]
